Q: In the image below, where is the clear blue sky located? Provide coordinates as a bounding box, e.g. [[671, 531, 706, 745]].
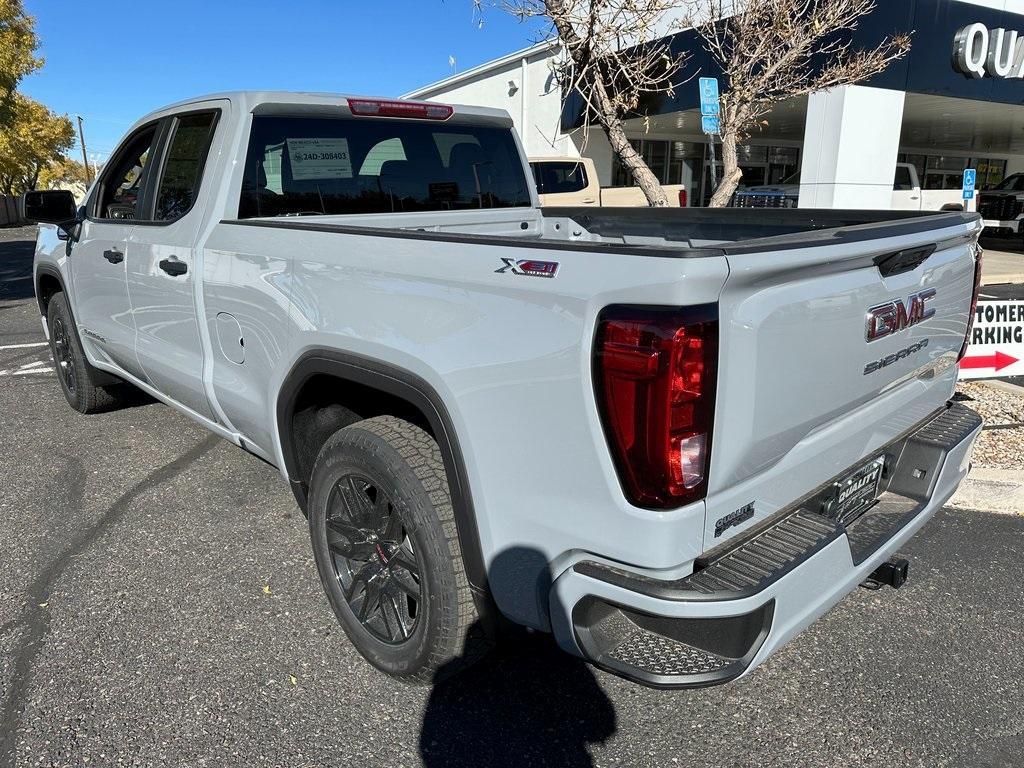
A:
[[20, 0, 545, 164]]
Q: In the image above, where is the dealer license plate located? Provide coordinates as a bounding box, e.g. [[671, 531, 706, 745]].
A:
[[820, 456, 885, 524]]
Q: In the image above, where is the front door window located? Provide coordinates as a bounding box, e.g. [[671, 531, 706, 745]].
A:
[[93, 126, 158, 220]]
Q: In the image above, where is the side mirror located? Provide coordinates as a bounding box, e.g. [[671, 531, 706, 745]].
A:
[[22, 190, 78, 225]]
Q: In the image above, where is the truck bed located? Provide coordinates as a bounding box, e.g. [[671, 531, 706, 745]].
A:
[[223, 206, 980, 258]]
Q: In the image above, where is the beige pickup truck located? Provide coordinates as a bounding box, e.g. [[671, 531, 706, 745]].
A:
[[529, 156, 688, 207]]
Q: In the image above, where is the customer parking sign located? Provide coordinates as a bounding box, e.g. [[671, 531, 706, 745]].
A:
[[959, 300, 1024, 379]]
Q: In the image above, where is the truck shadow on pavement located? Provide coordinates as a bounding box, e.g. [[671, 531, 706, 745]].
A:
[[419, 547, 617, 768]]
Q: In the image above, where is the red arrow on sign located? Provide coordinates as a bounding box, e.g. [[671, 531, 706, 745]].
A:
[[961, 351, 1020, 371]]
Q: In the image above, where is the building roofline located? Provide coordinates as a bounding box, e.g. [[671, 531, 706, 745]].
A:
[[401, 40, 558, 99]]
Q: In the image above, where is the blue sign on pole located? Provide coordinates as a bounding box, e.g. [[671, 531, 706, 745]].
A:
[[963, 168, 977, 200], [699, 77, 720, 117], [701, 115, 721, 135]]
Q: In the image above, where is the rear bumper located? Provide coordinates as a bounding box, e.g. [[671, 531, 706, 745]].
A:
[[549, 402, 982, 688]]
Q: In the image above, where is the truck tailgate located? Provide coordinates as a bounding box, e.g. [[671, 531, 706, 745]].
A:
[[704, 218, 981, 548]]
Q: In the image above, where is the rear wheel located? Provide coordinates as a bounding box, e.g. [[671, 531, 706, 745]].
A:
[[46, 292, 126, 414], [308, 415, 487, 682]]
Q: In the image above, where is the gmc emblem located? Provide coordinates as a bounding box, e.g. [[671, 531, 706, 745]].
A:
[[865, 289, 936, 342]]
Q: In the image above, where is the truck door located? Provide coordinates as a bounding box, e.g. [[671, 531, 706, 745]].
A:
[[70, 123, 160, 377], [890, 164, 922, 210], [126, 108, 224, 420]]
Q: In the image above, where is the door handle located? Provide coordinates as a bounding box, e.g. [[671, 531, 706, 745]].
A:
[[159, 257, 188, 277], [103, 249, 124, 264]]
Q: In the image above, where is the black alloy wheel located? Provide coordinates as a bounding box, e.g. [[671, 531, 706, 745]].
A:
[[324, 473, 422, 644], [51, 315, 76, 396], [45, 292, 123, 413], [307, 416, 488, 682]]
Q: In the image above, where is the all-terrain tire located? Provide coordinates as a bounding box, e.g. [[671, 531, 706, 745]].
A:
[[46, 292, 125, 414], [307, 415, 488, 683]]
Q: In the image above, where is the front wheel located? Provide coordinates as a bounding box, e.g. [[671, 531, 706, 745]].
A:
[[46, 292, 125, 414], [307, 416, 488, 682]]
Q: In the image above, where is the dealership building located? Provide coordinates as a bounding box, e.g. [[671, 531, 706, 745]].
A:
[[406, 0, 1024, 211]]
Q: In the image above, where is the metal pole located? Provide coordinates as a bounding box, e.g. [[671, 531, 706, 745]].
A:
[[708, 134, 719, 192], [77, 115, 92, 184]]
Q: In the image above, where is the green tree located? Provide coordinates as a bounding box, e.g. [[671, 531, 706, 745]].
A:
[[0, 93, 74, 194], [38, 155, 92, 192], [0, 0, 41, 126]]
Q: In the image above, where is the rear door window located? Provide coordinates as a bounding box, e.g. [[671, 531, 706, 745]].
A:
[[532, 161, 588, 195], [238, 115, 531, 218], [154, 111, 219, 221], [893, 165, 914, 191]]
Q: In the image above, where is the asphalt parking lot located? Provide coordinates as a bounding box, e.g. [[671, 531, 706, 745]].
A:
[[1, 226, 1022, 768]]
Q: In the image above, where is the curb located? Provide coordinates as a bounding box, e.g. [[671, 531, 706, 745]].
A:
[[948, 468, 1024, 515], [977, 379, 1024, 397]]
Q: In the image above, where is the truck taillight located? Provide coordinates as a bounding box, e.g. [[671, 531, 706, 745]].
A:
[[594, 305, 718, 509], [959, 243, 984, 361], [347, 98, 453, 120], [678, 189, 688, 207]]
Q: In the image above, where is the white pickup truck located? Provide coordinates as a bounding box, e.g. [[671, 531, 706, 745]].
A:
[[530, 155, 688, 207], [734, 163, 971, 211], [29, 91, 983, 688]]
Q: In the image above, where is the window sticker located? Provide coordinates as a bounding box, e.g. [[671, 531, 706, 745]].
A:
[[286, 138, 353, 180]]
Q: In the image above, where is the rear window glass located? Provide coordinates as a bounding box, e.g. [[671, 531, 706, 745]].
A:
[[238, 115, 531, 218], [893, 165, 914, 191], [531, 161, 588, 195]]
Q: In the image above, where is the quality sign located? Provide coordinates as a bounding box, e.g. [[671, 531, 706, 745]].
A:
[[953, 23, 1024, 79], [959, 300, 1024, 379]]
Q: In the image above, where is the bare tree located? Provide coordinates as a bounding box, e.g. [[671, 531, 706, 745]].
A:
[[691, 0, 911, 207], [498, 0, 686, 206]]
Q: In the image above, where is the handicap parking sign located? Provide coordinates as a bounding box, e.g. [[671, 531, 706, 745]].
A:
[[701, 115, 720, 135], [699, 78, 720, 117], [963, 168, 977, 200]]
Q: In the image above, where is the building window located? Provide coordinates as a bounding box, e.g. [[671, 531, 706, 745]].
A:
[[970, 158, 1007, 188], [613, 139, 798, 206], [898, 153, 1007, 190]]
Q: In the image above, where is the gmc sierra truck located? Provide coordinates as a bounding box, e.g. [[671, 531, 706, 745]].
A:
[[29, 92, 984, 689]]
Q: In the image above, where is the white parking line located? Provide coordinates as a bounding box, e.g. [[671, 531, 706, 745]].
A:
[[20, 361, 46, 369], [10, 367, 54, 376], [0, 342, 47, 350]]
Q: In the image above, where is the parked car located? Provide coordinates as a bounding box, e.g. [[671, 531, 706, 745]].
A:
[[977, 172, 1024, 238], [529, 155, 688, 207], [733, 163, 969, 211], [31, 92, 983, 689]]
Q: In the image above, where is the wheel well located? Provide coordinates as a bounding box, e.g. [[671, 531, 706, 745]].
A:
[[36, 273, 63, 317], [286, 373, 434, 490], [278, 353, 490, 601]]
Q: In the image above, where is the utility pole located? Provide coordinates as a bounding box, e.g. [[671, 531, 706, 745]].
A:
[[76, 115, 92, 184]]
